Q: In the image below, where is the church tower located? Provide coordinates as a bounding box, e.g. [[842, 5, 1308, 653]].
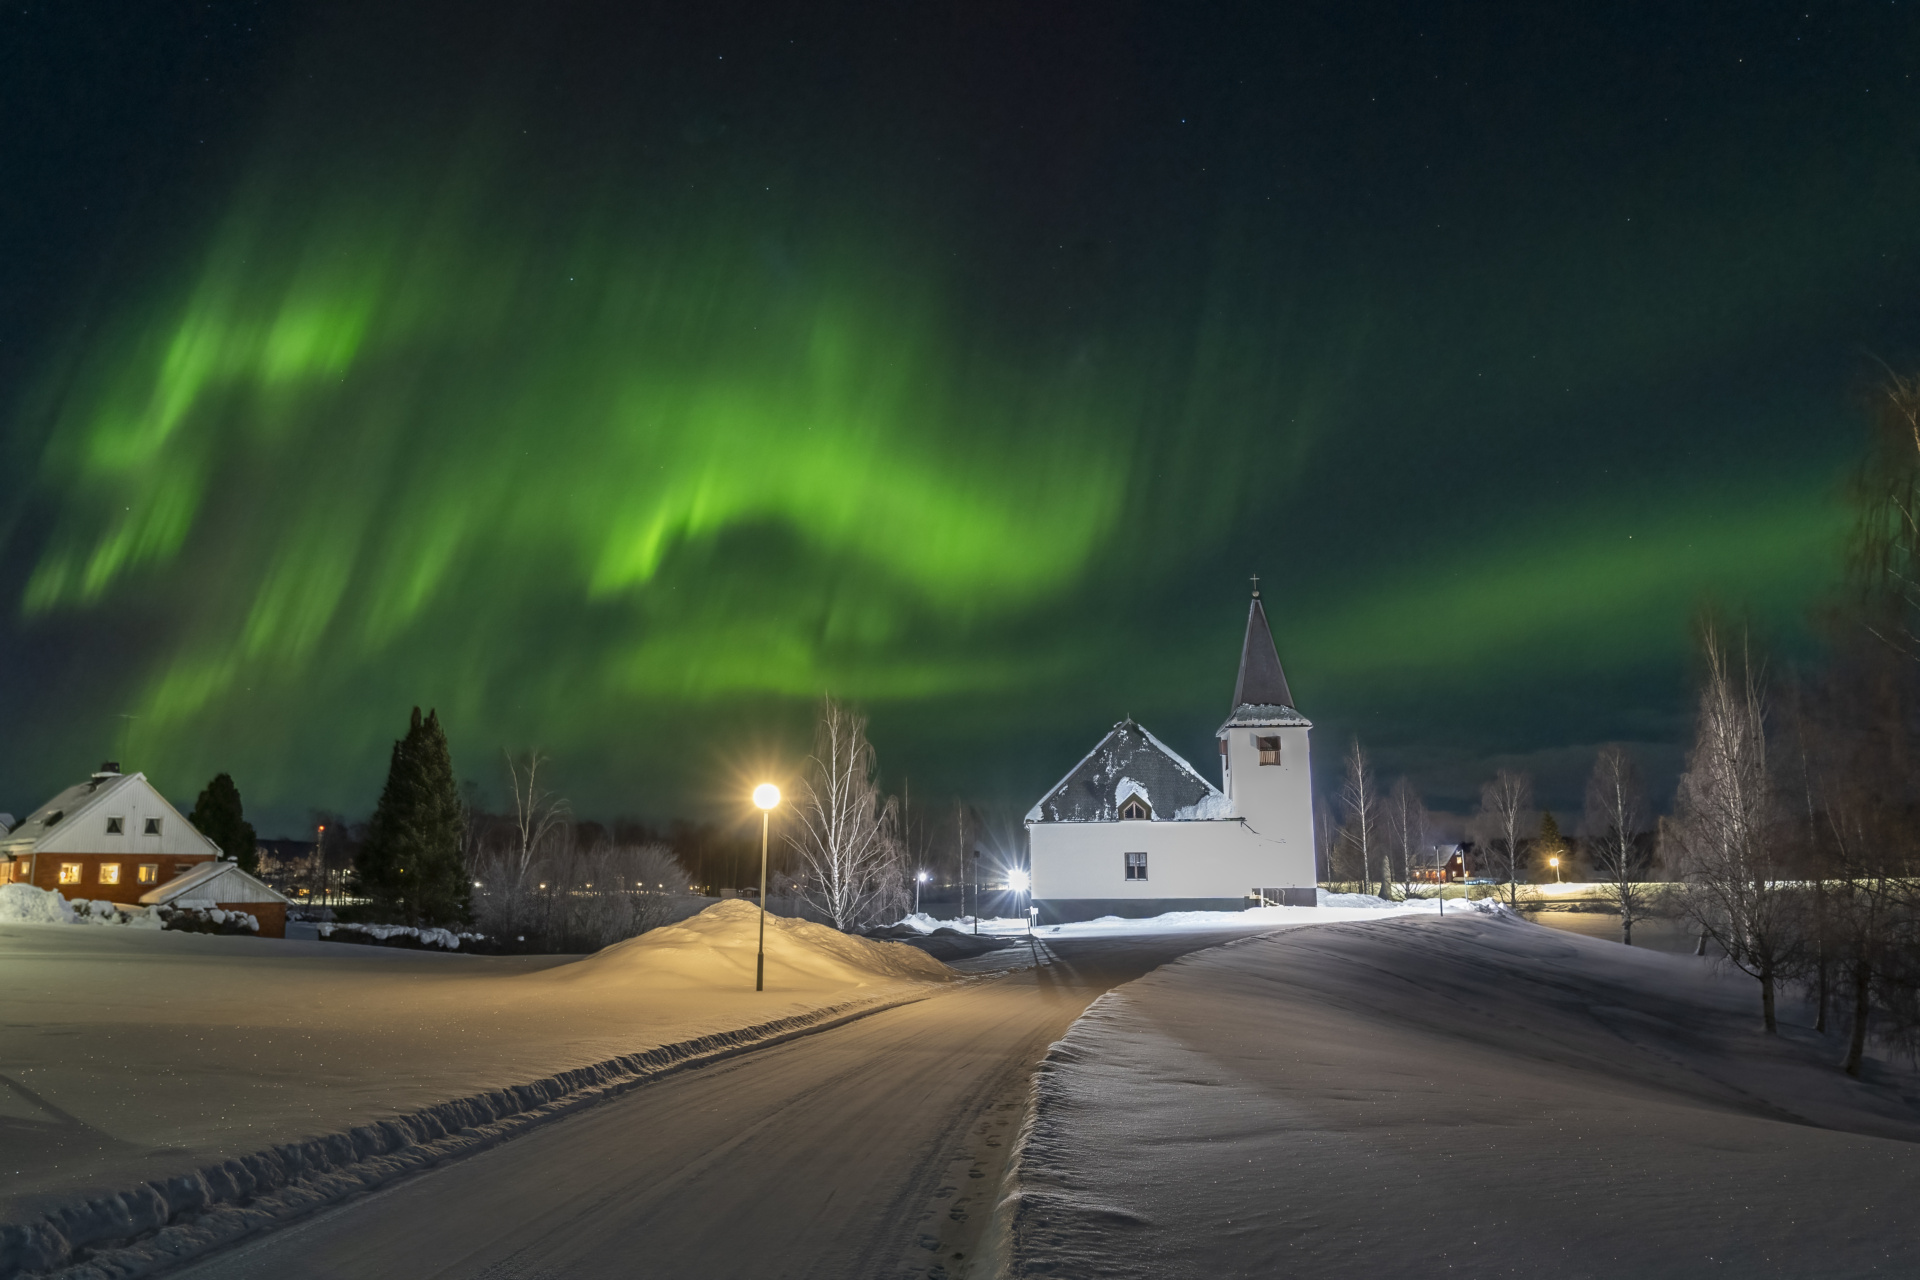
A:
[[1217, 583, 1315, 857]]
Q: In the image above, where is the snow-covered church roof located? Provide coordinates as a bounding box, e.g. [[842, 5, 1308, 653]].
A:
[[1026, 720, 1233, 824]]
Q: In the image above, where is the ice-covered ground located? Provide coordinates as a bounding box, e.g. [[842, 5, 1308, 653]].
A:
[[0, 901, 946, 1221], [1005, 911, 1920, 1278]]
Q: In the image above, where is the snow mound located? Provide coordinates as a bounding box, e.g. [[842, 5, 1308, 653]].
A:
[[539, 900, 954, 990], [0, 884, 161, 928], [0, 883, 78, 925]]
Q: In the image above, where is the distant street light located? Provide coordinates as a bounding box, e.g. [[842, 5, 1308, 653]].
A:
[[1008, 867, 1031, 935], [915, 869, 929, 915], [753, 784, 781, 991], [1550, 855, 1562, 884]]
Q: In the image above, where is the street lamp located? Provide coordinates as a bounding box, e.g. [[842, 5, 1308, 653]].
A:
[[1008, 867, 1030, 935], [915, 869, 929, 916], [1550, 855, 1562, 884], [753, 783, 781, 992]]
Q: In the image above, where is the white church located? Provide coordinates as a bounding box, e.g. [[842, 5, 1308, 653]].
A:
[[1025, 586, 1317, 923]]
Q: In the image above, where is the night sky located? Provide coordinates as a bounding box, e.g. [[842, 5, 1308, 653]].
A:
[[4, 2, 1918, 832]]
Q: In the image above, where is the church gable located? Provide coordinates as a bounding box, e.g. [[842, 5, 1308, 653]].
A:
[[1026, 720, 1229, 824]]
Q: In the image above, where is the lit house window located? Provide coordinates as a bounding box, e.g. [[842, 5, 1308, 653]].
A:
[[106, 816, 124, 834], [1256, 735, 1282, 765], [144, 817, 162, 835], [99, 863, 122, 885], [1125, 851, 1148, 881], [59, 863, 83, 885], [1119, 796, 1151, 821], [138, 864, 159, 884]]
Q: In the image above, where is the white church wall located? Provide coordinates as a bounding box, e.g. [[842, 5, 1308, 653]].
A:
[[1030, 818, 1312, 903]]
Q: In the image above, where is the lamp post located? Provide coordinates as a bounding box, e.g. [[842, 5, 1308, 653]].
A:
[[752, 783, 780, 992], [1008, 867, 1030, 937], [915, 869, 929, 916], [1550, 855, 1562, 884]]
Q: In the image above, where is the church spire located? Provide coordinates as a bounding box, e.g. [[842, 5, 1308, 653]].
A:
[[1231, 585, 1296, 712]]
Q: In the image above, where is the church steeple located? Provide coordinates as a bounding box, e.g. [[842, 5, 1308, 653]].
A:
[[1231, 583, 1296, 712]]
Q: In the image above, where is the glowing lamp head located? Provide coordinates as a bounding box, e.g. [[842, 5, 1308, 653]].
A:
[[753, 783, 781, 810], [1549, 857, 1560, 867], [1008, 868, 1031, 894], [917, 870, 930, 883]]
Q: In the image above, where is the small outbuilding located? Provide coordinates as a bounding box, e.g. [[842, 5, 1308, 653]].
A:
[[139, 860, 292, 939]]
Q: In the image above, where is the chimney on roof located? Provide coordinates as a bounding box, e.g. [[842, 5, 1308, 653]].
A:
[[95, 761, 121, 777]]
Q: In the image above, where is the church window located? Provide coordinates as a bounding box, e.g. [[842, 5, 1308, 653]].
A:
[[1256, 735, 1282, 765], [144, 817, 163, 835], [1125, 852, 1148, 881], [106, 816, 124, 834], [1119, 796, 1151, 821]]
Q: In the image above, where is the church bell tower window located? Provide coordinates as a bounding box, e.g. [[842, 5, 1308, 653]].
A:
[[1255, 735, 1282, 765]]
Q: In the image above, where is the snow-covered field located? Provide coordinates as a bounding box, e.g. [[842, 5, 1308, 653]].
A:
[[1005, 911, 1920, 1278], [0, 900, 947, 1228]]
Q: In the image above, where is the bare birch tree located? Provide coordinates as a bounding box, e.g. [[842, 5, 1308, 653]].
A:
[[790, 697, 906, 931], [1382, 777, 1429, 900], [1584, 745, 1652, 945], [1672, 624, 1802, 1033], [1473, 769, 1532, 907], [1338, 739, 1381, 897], [504, 749, 569, 890]]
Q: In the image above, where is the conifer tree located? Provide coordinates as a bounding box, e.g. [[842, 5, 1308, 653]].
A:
[[189, 773, 258, 875], [355, 707, 470, 926]]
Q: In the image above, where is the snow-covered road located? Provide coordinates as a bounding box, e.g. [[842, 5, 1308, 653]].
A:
[[162, 929, 1273, 1280]]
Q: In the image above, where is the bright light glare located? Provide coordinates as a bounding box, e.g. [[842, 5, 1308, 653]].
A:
[[753, 783, 781, 810], [1008, 868, 1030, 893], [916, 870, 929, 882]]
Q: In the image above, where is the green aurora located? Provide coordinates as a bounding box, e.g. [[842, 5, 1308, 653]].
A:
[[4, 4, 1917, 826]]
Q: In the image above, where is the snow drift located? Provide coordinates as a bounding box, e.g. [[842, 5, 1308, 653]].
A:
[[0, 883, 158, 928], [1004, 913, 1920, 1278], [538, 900, 953, 989]]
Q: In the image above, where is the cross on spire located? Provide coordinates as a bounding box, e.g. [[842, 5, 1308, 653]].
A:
[[1250, 573, 1261, 599]]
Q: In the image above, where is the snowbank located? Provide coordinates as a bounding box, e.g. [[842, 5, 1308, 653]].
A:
[[0, 883, 159, 929], [1004, 914, 1920, 1277], [900, 893, 1501, 940], [545, 900, 952, 989], [319, 921, 478, 950], [0, 883, 76, 925]]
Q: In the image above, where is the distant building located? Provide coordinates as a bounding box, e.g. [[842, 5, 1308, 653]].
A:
[[1025, 588, 1318, 923], [0, 763, 290, 936]]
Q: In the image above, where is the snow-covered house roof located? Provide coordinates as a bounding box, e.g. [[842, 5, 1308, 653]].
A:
[[1217, 593, 1312, 734], [1027, 720, 1234, 824], [0, 766, 221, 859], [139, 859, 289, 907]]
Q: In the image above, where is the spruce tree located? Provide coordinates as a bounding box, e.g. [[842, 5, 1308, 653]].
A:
[[189, 773, 258, 874], [355, 707, 470, 926]]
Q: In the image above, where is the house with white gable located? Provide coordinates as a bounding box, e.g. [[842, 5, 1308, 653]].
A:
[[0, 762, 291, 936], [1026, 586, 1317, 923]]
